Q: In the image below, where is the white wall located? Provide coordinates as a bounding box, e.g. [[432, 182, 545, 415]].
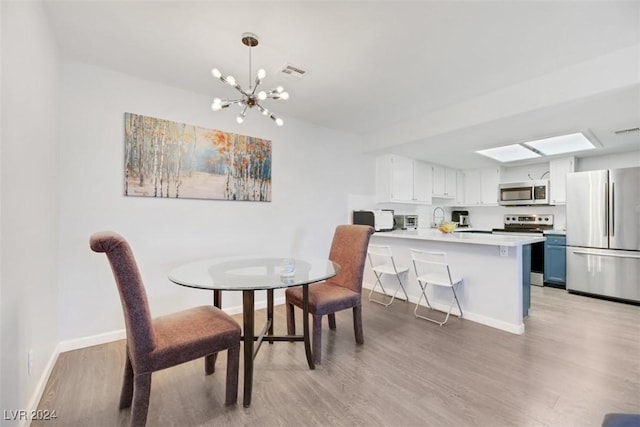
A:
[[56, 61, 374, 342], [0, 0, 4, 416], [577, 151, 640, 171], [364, 43, 640, 153], [1, 1, 61, 423], [0, 9, 373, 416]]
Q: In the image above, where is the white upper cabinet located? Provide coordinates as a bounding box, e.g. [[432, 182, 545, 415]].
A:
[[376, 155, 432, 204], [454, 170, 465, 205], [549, 157, 575, 205], [389, 155, 414, 201], [432, 165, 457, 199], [413, 161, 433, 203], [463, 169, 482, 205], [446, 168, 457, 198], [461, 167, 501, 206]]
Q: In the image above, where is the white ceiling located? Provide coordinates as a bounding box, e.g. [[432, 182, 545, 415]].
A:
[[43, 1, 640, 169]]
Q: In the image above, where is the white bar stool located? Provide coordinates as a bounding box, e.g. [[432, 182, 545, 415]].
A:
[[410, 249, 463, 325], [367, 244, 409, 306]]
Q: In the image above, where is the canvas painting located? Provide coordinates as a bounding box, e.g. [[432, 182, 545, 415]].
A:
[[124, 113, 272, 201]]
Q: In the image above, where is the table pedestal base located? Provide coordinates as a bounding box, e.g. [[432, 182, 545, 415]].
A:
[[214, 287, 314, 407]]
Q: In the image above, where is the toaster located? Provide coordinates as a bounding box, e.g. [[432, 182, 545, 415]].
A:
[[352, 210, 394, 232], [394, 214, 418, 230]]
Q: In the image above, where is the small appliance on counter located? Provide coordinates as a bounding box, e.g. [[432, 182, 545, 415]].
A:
[[352, 210, 394, 232], [394, 214, 418, 230], [451, 210, 470, 227]]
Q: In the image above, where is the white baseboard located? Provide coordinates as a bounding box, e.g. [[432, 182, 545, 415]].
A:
[[21, 342, 63, 427], [20, 331, 129, 427], [364, 281, 525, 335], [58, 329, 126, 353], [57, 296, 287, 353], [23, 297, 288, 425], [464, 313, 525, 335]]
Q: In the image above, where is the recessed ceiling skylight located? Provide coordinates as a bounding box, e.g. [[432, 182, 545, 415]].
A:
[[523, 132, 596, 156], [476, 131, 599, 163], [476, 144, 542, 162]]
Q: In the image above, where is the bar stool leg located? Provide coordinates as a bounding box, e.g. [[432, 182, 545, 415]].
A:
[[369, 271, 408, 307], [414, 281, 463, 326]]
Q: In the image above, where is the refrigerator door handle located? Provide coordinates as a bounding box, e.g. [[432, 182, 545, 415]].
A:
[[610, 182, 615, 237], [604, 183, 609, 238], [571, 249, 640, 259]]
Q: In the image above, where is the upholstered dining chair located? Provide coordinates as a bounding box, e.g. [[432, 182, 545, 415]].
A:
[[285, 224, 374, 363], [90, 231, 241, 427]]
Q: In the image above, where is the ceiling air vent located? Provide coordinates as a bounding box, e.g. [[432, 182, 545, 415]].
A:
[[613, 127, 640, 135], [280, 63, 308, 80]]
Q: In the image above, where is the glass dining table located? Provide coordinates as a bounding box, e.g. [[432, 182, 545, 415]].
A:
[[168, 256, 339, 407]]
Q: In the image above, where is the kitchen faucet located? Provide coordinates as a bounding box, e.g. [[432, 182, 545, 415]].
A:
[[432, 207, 445, 227]]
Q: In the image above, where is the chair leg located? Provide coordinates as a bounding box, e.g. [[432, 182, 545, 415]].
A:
[[353, 305, 364, 345], [397, 272, 410, 302], [119, 350, 134, 409], [312, 314, 323, 364], [130, 372, 151, 427], [414, 281, 443, 325], [225, 344, 240, 406], [414, 281, 463, 326], [436, 292, 461, 326], [328, 313, 336, 330], [452, 283, 464, 318], [368, 272, 393, 306], [369, 271, 408, 307], [413, 282, 426, 318], [286, 302, 296, 335], [204, 353, 217, 375]]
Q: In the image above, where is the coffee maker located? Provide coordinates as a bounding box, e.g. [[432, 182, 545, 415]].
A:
[[451, 210, 470, 227]]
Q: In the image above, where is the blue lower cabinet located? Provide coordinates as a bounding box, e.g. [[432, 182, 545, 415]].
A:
[[544, 235, 566, 287]]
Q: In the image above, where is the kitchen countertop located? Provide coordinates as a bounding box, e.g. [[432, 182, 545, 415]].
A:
[[374, 229, 545, 247]]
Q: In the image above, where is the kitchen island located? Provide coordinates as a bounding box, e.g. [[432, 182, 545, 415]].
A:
[[367, 229, 545, 334]]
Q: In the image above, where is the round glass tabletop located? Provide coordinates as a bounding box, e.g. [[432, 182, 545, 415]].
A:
[[168, 256, 340, 291]]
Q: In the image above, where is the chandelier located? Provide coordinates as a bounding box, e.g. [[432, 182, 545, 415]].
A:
[[211, 32, 289, 126]]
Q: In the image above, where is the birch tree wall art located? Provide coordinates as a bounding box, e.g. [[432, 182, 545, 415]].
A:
[[124, 113, 272, 202]]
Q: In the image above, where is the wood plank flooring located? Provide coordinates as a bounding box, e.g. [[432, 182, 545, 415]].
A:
[[33, 287, 640, 426]]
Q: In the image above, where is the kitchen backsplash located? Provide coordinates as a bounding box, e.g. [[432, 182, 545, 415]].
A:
[[462, 205, 566, 230], [415, 205, 567, 230], [347, 194, 566, 230]]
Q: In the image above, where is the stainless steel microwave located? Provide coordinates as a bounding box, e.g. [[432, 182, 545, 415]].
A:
[[498, 180, 549, 206]]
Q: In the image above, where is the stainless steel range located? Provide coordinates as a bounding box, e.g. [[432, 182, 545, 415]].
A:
[[493, 214, 554, 286]]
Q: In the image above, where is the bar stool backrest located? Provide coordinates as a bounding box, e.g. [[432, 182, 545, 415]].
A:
[[367, 244, 399, 272], [411, 250, 454, 286]]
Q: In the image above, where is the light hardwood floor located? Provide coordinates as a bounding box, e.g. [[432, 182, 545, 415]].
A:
[[34, 287, 640, 426]]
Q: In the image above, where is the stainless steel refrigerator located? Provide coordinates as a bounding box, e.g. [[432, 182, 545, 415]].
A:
[[566, 167, 640, 303]]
